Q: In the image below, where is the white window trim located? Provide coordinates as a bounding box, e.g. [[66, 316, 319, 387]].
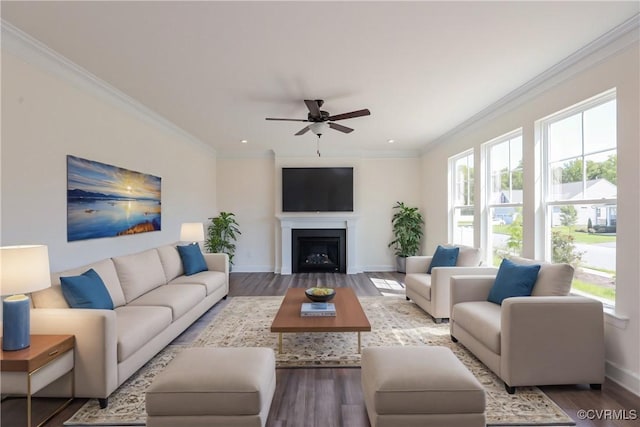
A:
[[538, 89, 618, 307], [481, 129, 524, 264], [540, 89, 617, 261], [449, 149, 474, 244]]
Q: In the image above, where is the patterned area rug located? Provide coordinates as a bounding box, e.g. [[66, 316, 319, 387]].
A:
[[65, 295, 574, 426]]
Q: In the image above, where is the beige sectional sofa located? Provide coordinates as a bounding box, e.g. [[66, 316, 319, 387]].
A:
[[29, 244, 229, 407], [449, 256, 605, 394]]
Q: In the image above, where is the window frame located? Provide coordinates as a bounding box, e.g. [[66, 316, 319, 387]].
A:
[[539, 89, 617, 305], [482, 129, 524, 265], [449, 149, 475, 246]]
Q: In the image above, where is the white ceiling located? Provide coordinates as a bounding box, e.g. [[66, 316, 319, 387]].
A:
[[2, 1, 638, 157]]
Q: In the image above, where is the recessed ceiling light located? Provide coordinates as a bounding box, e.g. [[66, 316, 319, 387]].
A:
[[241, 139, 248, 144], [387, 139, 395, 144]]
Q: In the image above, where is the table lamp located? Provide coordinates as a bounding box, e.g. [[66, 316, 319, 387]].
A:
[[180, 222, 205, 244], [0, 245, 51, 351]]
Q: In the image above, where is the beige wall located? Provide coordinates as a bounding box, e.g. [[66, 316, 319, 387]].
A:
[[420, 41, 640, 394], [0, 51, 217, 272], [216, 154, 423, 272]]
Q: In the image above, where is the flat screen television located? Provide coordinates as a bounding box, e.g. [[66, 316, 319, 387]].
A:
[[282, 167, 353, 212]]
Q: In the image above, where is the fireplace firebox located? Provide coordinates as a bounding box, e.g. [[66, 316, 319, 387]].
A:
[[292, 229, 346, 273]]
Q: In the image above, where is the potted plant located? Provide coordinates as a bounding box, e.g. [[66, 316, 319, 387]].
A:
[[388, 201, 424, 273], [205, 211, 241, 266]]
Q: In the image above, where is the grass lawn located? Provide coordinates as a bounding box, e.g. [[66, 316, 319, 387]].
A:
[[572, 279, 616, 301], [493, 225, 616, 245], [553, 226, 616, 244]]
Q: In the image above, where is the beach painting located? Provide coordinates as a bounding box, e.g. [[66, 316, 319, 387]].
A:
[[67, 155, 161, 241]]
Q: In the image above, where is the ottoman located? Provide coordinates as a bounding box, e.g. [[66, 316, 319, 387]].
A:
[[146, 347, 276, 427], [361, 346, 485, 427]]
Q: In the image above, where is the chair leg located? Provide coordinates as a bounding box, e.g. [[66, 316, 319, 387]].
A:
[[98, 398, 108, 409], [450, 335, 458, 343], [504, 384, 516, 394], [590, 383, 602, 390]]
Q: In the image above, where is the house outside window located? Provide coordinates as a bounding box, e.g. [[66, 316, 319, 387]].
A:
[[483, 130, 523, 265], [541, 90, 617, 304], [450, 150, 474, 246]]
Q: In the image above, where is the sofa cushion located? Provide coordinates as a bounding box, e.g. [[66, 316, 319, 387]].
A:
[[169, 270, 227, 295], [114, 306, 172, 362], [177, 244, 208, 276], [488, 258, 540, 304], [404, 273, 431, 301], [34, 258, 126, 309], [427, 245, 459, 273], [127, 284, 206, 321], [113, 249, 167, 303], [157, 244, 185, 282], [60, 269, 114, 309], [456, 245, 482, 267], [510, 256, 574, 296], [452, 301, 502, 354]]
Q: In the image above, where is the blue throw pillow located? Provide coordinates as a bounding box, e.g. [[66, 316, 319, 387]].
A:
[[487, 258, 541, 305], [427, 245, 460, 274], [177, 243, 208, 276], [60, 268, 114, 309]]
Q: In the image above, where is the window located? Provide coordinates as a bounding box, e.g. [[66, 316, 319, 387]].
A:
[[542, 90, 617, 303], [450, 150, 474, 246], [483, 130, 523, 265]]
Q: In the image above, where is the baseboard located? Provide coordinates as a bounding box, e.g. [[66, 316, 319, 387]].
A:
[[230, 265, 274, 273], [606, 360, 640, 397], [361, 265, 397, 272]]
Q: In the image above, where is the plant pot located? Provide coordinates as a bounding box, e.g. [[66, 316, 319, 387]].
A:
[[396, 256, 407, 273]]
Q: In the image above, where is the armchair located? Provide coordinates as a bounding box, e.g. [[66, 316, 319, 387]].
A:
[[449, 257, 605, 393], [405, 245, 497, 322]]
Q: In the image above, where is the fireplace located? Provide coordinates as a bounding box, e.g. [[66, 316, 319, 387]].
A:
[[292, 229, 346, 273], [277, 214, 358, 274]]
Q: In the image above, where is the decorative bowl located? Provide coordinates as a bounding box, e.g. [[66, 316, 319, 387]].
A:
[[305, 287, 336, 302]]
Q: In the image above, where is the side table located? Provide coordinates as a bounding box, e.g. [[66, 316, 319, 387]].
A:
[[1, 335, 75, 427]]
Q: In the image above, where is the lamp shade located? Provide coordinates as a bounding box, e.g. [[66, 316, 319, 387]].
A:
[[0, 245, 51, 296], [180, 223, 205, 242]]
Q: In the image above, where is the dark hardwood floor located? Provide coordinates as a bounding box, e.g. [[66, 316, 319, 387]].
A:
[[2, 272, 638, 426]]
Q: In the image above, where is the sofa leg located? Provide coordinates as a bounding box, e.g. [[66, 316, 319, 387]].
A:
[[223, 294, 228, 300], [450, 335, 458, 343], [405, 296, 410, 301], [98, 398, 108, 409], [590, 383, 602, 390], [504, 384, 516, 394]]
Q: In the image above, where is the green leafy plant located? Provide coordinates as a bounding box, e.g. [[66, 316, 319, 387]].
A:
[[388, 201, 424, 258], [551, 230, 583, 267], [205, 212, 241, 264]]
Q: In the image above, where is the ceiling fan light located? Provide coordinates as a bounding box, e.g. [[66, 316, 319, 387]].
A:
[[309, 122, 328, 136]]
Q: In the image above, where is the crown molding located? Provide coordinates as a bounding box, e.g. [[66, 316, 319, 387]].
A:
[[1, 20, 215, 155], [425, 13, 640, 152]]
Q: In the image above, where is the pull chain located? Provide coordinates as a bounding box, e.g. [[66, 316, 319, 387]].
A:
[[316, 135, 321, 157]]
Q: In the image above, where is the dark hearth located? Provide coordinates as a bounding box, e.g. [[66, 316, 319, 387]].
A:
[[292, 229, 346, 273]]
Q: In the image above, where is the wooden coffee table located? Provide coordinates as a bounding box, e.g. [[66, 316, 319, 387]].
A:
[[271, 288, 371, 354]]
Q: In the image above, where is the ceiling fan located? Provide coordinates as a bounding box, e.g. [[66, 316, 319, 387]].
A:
[[265, 99, 371, 137]]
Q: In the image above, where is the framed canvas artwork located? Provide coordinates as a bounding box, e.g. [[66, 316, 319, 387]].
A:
[[67, 155, 161, 241]]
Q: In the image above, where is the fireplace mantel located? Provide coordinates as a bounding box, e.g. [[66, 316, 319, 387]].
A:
[[277, 214, 358, 275]]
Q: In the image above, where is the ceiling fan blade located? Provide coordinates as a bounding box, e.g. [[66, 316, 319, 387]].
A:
[[265, 117, 310, 122], [327, 109, 371, 121], [295, 126, 311, 136], [304, 99, 322, 118], [328, 122, 354, 133]]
